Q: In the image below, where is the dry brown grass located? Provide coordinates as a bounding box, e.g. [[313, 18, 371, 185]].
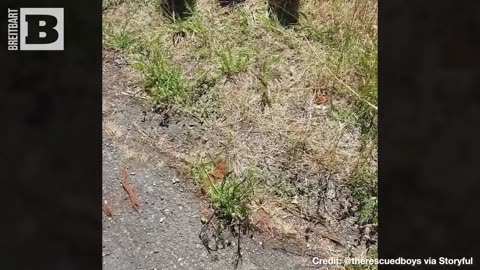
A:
[[103, 0, 378, 261]]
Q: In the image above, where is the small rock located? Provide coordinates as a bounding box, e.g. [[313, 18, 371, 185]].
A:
[[292, 196, 299, 205], [159, 217, 165, 223], [114, 58, 125, 65]]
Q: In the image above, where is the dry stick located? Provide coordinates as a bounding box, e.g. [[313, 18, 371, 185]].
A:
[[102, 200, 113, 217], [120, 168, 140, 212], [199, 211, 224, 263], [199, 212, 216, 253], [234, 222, 242, 269]]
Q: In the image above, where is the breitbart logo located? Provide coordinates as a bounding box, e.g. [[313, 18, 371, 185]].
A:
[[7, 8, 64, 51]]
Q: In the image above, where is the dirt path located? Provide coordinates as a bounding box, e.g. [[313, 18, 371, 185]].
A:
[[102, 49, 313, 270]]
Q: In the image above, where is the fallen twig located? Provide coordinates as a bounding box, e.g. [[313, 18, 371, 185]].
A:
[[120, 168, 139, 212], [234, 221, 246, 269], [102, 200, 113, 217]]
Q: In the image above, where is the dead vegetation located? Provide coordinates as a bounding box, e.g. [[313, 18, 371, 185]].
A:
[[103, 0, 377, 267]]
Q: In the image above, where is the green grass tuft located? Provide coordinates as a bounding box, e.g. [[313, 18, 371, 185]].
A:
[[218, 46, 256, 76], [192, 160, 256, 224], [133, 46, 189, 103]]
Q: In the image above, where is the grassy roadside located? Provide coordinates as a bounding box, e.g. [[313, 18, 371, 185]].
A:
[[103, 0, 378, 260]]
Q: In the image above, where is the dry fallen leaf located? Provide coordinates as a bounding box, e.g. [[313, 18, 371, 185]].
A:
[[252, 208, 273, 234], [210, 160, 228, 181], [120, 168, 139, 212], [102, 200, 113, 217], [314, 90, 328, 105]]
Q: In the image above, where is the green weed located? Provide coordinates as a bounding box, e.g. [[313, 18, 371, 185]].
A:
[[133, 46, 189, 103], [218, 47, 256, 76], [349, 165, 378, 225], [169, 13, 207, 35], [192, 160, 256, 224]]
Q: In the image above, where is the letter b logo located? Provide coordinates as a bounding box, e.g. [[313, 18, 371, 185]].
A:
[[20, 8, 64, 50]]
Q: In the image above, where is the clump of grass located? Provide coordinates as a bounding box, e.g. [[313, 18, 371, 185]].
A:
[[359, 196, 377, 225], [192, 160, 255, 224], [210, 174, 255, 222], [218, 46, 256, 76], [329, 104, 352, 123], [133, 45, 189, 103], [301, 0, 378, 122], [259, 11, 282, 31], [109, 30, 136, 50], [103, 16, 138, 50], [349, 163, 378, 225], [168, 12, 207, 35]]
